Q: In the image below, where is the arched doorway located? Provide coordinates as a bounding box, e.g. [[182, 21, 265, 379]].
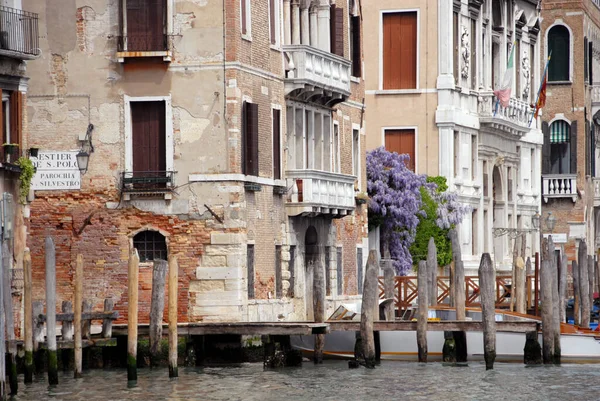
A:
[[305, 226, 319, 321], [492, 165, 506, 265]]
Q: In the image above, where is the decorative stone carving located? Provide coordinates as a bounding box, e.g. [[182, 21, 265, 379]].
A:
[[461, 26, 470, 78], [478, 94, 492, 116], [522, 51, 530, 101]]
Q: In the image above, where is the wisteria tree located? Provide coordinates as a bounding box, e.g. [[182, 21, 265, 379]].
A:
[[367, 147, 427, 274]]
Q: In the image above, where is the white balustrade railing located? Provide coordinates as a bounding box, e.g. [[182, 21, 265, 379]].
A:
[[478, 92, 532, 128], [285, 169, 355, 215], [283, 44, 351, 96], [542, 174, 577, 203]]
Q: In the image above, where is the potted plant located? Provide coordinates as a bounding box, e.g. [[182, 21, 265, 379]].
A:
[[2, 143, 17, 163], [29, 147, 40, 158], [16, 156, 35, 204], [355, 191, 369, 205]]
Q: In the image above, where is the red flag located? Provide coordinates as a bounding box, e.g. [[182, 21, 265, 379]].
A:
[[534, 76, 547, 119]]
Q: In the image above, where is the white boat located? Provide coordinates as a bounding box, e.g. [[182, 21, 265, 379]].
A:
[[291, 303, 600, 363]]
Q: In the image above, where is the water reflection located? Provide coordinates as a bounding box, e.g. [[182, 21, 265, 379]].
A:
[[13, 361, 600, 401]]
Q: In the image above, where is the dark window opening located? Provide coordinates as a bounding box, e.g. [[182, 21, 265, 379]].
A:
[[275, 245, 282, 298], [336, 247, 343, 295], [357, 248, 363, 294], [273, 108, 281, 179], [242, 101, 259, 176], [325, 246, 331, 296], [548, 25, 570, 82], [247, 244, 255, 299], [133, 230, 167, 262], [549, 120, 571, 174], [350, 15, 361, 77], [122, 0, 166, 51]]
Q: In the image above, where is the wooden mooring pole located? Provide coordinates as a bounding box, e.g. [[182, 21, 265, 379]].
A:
[[150, 259, 167, 367], [74, 254, 83, 378], [589, 255, 595, 313], [573, 260, 580, 326], [313, 258, 325, 364], [559, 249, 567, 324], [383, 248, 395, 321], [168, 255, 178, 378], [127, 249, 139, 381], [417, 260, 428, 363], [579, 241, 590, 329], [427, 238, 437, 306], [548, 236, 560, 364], [449, 229, 467, 363], [479, 253, 495, 370], [45, 236, 58, 385], [360, 250, 378, 368], [540, 239, 554, 364], [23, 249, 33, 383]]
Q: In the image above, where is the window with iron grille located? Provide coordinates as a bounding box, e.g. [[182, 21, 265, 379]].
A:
[[133, 230, 167, 262]]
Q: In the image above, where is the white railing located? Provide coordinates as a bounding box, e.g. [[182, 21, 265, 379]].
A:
[[478, 92, 532, 129], [285, 169, 355, 216], [283, 44, 351, 96], [542, 174, 577, 203]]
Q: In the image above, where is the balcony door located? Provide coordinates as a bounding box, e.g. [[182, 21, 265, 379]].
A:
[[126, 0, 165, 51], [131, 101, 166, 188]]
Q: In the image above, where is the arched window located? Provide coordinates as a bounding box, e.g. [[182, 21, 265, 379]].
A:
[[133, 230, 167, 262], [548, 25, 570, 82], [550, 120, 571, 174]]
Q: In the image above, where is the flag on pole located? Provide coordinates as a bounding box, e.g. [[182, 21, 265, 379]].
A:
[[493, 42, 516, 107], [534, 75, 547, 119]]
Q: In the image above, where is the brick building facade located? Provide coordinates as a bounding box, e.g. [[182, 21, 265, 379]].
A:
[[23, 0, 367, 328]]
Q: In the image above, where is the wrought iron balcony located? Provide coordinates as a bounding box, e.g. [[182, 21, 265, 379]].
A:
[[0, 6, 39, 60], [542, 174, 577, 203], [283, 44, 351, 106], [121, 171, 175, 195], [478, 92, 533, 135], [285, 169, 355, 217]]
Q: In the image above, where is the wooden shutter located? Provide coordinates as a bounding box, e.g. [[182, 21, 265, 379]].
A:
[[126, 0, 165, 51], [385, 129, 416, 171], [241, 0, 247, 35], [330, 5, 344, 57], [383, 12, 417, 89], [269, 0, 276, 44], [590, 41, 594, 85], [131, 101, 166, 175], [10, 91, 21, 147], [541, 121, 550, 174], [570, 121, 577, 174], [272, 108, 281, 179], [351, 15, 361, 77], [243, 102, 259, 176]]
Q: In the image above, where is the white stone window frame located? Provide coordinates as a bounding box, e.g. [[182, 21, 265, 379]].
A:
[[241, 0, 252, 42], [352, 123, 361, 190], [378, 8, 421, 92], [269, 0, 282, 50], [128, 226, 170, 269], [380, 125, 418, 173], [118, 0, 174, 62], [545, 20, 574, 84], [123, 95, 174, 177]]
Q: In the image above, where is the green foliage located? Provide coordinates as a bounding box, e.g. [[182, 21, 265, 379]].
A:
[[16, 156, 35, 204], [410, 176, 453, 268]]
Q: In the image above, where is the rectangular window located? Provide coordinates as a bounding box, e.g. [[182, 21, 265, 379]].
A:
[[273, 108, 281, 179], [269, 0, 280, 46], [330, 4, 344, 57], [131, 100, 167, 189], [332, 122, 340, 173], [453, 11, 459, 84], [385, 129, 415, 171], [124, 0, 166, 51], [241, 0, 251, 37], [483, 160, 488, 197], [483, 210, 488, 252], [507, 166, 513, 201], [247, 244, 255, 299], [383, 11, 417, 89], [471, 18, 477, 89], [357, 248, 363, 294], [337, 247, 343, 295], [275, 245, 282, 298], [289, 245, 296, 298], [352, 128, 360, 179], [454, 130, 460, 177], [585, 37, 589, 84], [530, 148, 535, 190], [471, 135, 477, 180], [325, 246, 331, 296], [242, 101, 259, 176], [471, 209, 477, 255], [351, 15, 361, 77]]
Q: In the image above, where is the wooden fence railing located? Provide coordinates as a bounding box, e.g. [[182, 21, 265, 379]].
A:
[[378, 275, 536, 313]]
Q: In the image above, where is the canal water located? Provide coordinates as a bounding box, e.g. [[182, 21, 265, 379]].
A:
[[12, 361, 600, 400]]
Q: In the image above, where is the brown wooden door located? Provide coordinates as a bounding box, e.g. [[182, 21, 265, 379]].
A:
[[131, 101, 166, 186], [126, 0, 165, 51], [385, 129, 415, 171], [383, 12, 417, 89]]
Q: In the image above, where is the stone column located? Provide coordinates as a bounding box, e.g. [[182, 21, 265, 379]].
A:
[[309, 7, 318, 47], [437, 0, 454, 89], [283, 0, 291, 45], [317, 1, 330, 52], [301, 5, 310, 45], [291, 1, 300, 45]]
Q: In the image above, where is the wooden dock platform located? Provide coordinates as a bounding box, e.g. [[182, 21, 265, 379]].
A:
[[112, 322, 330, 336], [329, 320, 540, 333]]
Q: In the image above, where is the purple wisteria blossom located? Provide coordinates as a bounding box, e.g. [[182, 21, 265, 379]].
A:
[[367, 147, 427, 274], [431, 188, 471, 229]]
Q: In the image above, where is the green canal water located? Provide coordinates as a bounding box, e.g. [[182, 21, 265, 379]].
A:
[[12, 361, 600, 400]]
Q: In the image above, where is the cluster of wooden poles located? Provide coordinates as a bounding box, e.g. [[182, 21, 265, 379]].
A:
[[356, 228, 569, 370]]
